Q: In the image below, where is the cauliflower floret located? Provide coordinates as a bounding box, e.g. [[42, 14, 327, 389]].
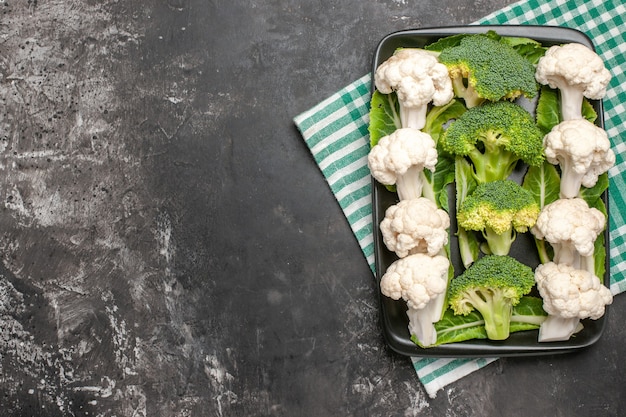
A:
[[531, 198, 606, 273], [380, 253, 450, 346], [543, 119, 615, 199], [368, 128, 438, 201], [379, 197, 450, 258], [375, 48, 454, 129], [535, 43, 611, 121], [535, 262, 613, 342]]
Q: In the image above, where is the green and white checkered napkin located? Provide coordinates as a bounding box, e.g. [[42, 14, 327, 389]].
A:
[[294, 0, 626, 399]]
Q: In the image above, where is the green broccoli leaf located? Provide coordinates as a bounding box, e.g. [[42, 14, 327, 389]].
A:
[[593, 231, 607, 281], [582, 99, 598, 123], [422, 156, 455, 211], [429, 309, 487, 346], [368, 90, 401, 148], [581, 173, 609, 279], [499, 36, 547, 65], [522, 161, 560, 264], [420, 99, 467, 210], [510, 296, 547, 331], [428, 31, 546, 66], [522, 160, 561, 209], [424, 33, 469, 52], [536, 86, 561, 134], [580, 172, 609, 210], [455, 157, 480, 267], [423, 99, 467, 144], [536, 85, 598, 134]]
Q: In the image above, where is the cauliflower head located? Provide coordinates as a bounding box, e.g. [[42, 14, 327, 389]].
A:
[[380, 197, 450, 258], [535, 43, 611, 120], [532, 197, 605, 258], [532, 197, 605, 271], [535, 262, 612, 320], [380, 253, 450, 310], [544, 118, 615, 198], [536, 43, 611, 100], [374, 48, 454, 129], [368, 128, 438, 200]]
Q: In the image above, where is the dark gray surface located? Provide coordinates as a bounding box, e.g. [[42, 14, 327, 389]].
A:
[[1, 1, 624, 416]]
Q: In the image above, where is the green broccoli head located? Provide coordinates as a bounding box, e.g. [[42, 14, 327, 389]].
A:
[[440, 101, 545, 183], [457, 179, 540, 256], [448, 254, 535, 340], [436, 34, 539, 108]]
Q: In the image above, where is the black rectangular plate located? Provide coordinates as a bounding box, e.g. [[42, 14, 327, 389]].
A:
[[371, 25, 610, 357]]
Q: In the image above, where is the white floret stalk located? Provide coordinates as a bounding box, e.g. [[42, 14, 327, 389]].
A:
[[428, 290, 447, 323], [538, 315, 583, 342], [552, 241, 580, 268], [395, 165, 425, 201], [553, 242, 596, 274], [419, 170, 437, 205], [400, 105, 427, 130], [579, 253, 598, 276], [407, 254, 449, 347], [558, 86, 585, 121], [558, 158, 585, 199], [407, 304, 439, 347]]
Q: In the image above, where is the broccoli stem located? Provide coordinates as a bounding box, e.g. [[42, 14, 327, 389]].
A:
[[465, 288, 513, 340], [483, 226, 515, 256], [451, 76, 484, 108], [458, 227, 479, 268], [468, 146, 518, 184]]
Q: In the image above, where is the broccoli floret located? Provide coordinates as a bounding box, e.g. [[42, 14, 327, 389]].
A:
[[440, 101, 544, 183], [457, 180, 540, 256], [448, 255, 535, 340], [436, 34, 539, 108]]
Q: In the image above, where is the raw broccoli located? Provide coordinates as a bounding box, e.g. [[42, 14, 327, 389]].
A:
[[440, 101, 544, 184], [457, 180, 540, 256], [433, 34, 539, 108], [448, 254, 535, 340]]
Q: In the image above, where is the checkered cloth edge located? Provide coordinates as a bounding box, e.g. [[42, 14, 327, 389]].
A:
[[293, 0, 626, 399]]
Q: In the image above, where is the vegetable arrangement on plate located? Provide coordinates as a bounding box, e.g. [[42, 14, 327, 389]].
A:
[[368, 30, 615, 348]]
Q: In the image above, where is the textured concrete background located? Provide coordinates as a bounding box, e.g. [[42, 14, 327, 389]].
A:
[[1, 0, 625, 416]]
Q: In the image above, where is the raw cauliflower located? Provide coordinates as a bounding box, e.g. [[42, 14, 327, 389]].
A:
[[543, 119, 615, 199], [531, 197, 605, 273], [368, 128, 438, 201], [535, 42, 611, 121], [535, 262, 613, 342], [380, 253, 450, 346], [375, 48, 454, 129], [380, 197, 450, 258]]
